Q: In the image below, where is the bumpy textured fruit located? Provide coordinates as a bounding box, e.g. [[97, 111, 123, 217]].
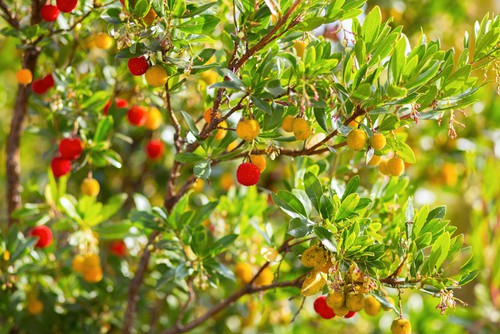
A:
[[110, 240, 127, 257], [215, 121, 228, 140], [300, 270, 326, 296], [364, 295, 381, 316], [368, 155, 381, 166], [144, 107, 162, 130], [378, 159, 390, 175], [203, 108, 221, 123], [81, 177, 100, 196], [326, 291, 345, 309], [94, 33, 113, 50], [145, 65, 168, 87], [332, 306, 349, 317], [56, 0, 77, 12], [281, 115, 295, 132], [301, 245, 329, 269], [72, 254, 85, 273], [346, 292, 365, 312], [236, 163, 261, 186], [16, 69, 32, 85], [27, 298, 44, 315], [387, 157, 405, 177], [59, 138, 82, 160], [313, 295, 335, 319], [83, 266, 103, 283], [292, 118, 311, 140], [51, 157, 71, 177], [319, 260, 332, 273], [254, 267, 274, 286], [371, 133, 387, 150], [146, 139, 164, 159], [293, 41, 307, 57], [143, 8, 157, 25], [236, 118, 260, 141], [41, 5, 59, 21], [234, 262, 253, 284], [29, 225, 53, 248], [344, 310, 356, 318], [128, 56, 149, 76], [346, 129, 367, 151], [391, 318, 412, 334], [249, 155, 266, 172], [127, 106, 147, 126]]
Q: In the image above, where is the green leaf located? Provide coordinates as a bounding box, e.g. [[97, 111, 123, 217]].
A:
[[102, 150, 123, 168], [175, 152, 206, 163], [362, 6, 381, 48], [100, 194, 128, 221], [208, 234, 238, 257], [336, 193, 359, 221], [379, 114, 400, 131], [319, 195, 334, 221], [427, 206, 447, 221], [177, 15, 220, 34], [193, 160, 211, 180], [93, 221, 132, 239], [428, 232, 450, 270], [304, 172, 323, 211], [133, 0, 151, 18], [272, 191, 308, 218], [288, 218, 314, 238], [314, 226, 337, 252], [413, 205, 429, 236], [94, 116, 114, 143], [386, 137, 416, 164], [59, 195, 83, 223], [189, 201, 218, 227], [342, 175, 359, 201], [180, 110, 200, 136]]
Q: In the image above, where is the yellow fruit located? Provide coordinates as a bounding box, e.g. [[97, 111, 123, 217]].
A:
[[81, 177, 100, 197], [319, 260, 332, 273], [368, 155, 382, 166], [293, 41, 307, 57], [292, 118, 311, 140], [215, 121, 228, 140], [442, 162, 458, 186], [249, 155, 266, 172], [364, 295, 381, 316], [235, 263, 253, 284], [203, 108, 221, 123], [254, 267, 274, 286], [72, 254, 86, 273], [281, 115, 295, 132], [27, 299, 44, 315], [83, 253, 100, 270], [301, 245, 329, 269], [326, 291, 345, 309], [94, 33, 113, 50], [16, 69, 33, 85], [379, 159, 390, 175], [387, 157, 405, 177], [346, 292, 365, 312], [145, 65, 168, 87], [332, 306, 350, 317], [348, 116, 362, 128], [221, 172, 234, 190], [382, 297, 395, 311], [193, 178, 204, 192], [391, 318, 412, 334], [371, 133, 387, 150], [83, 266, 103, 283], [236, 118, 260, 141], [144, 107, 162, 130], [346, 129, 367, 151], [226, 140, 239, 152], [300, 270, 326, 296], [200, 70, 218, 86], [143, 8, 157, 25], [3, 250, 10, 261]]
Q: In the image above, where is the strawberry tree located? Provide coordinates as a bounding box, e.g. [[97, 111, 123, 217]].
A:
[[0, 0, 499, 333]]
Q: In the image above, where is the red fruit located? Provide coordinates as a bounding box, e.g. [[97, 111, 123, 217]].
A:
[[43, 73, 55, 88], [29, 225, 53, 248], [110, 240, 127, 257], [146, 139, 164, 159], [127, 106, 147, 126], [104, 98, 129, 115], [31, 74, 55, 94], [56, 0, 78, 12], [51, 157, 71, 177], [344, 311, 356, 319], [41, 5, 60, 22], [313, 295, 335, 319], [128, 56, 149, 76], [236, 163, 261, 186], [58, 138, 82, 160]]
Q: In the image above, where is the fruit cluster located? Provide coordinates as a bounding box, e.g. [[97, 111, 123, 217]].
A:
[[50, 137, 82, 177], [40, 0, 78, 22], [72, 253, 103, 283], [126, 105, 165, 159], [127, 56, 168, 87]]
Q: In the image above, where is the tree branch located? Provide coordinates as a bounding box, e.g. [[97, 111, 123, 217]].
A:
[[0, 0, 20, 29]]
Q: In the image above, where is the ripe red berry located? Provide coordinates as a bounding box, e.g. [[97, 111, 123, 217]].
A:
[[236, 163, 261, 186], [146, 139, 164, 159], [51, 157, 72, 177], [344, 311, 356, 318], [104, 97, 129, 115], [313, 295, 335, 319], [128, 56, 149, 76], [56, 0, 78, 12], [127, 106, 147, 126], [110, 240, 127, 257], [58, 138, 82, 160], [31, 74, 55, 95], [41, 5, 60, 22], [29, 225, 53, 248], [42, 73, 55, 88]]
